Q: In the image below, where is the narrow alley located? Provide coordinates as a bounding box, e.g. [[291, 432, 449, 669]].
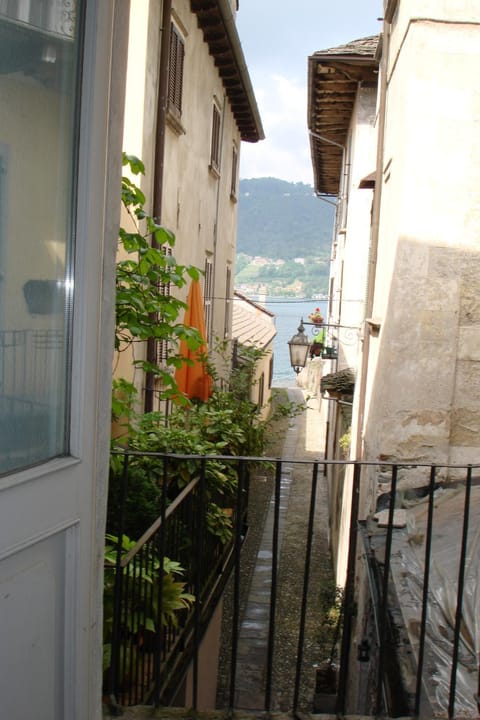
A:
[[217, 388, 337, 713]]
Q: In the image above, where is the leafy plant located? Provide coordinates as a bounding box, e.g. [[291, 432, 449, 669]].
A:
[[103, 533, 194, 674], [114, 153, 203, 422], [339, 427, 351, 457]]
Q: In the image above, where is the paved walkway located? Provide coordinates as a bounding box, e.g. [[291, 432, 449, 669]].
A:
[[232, 388, 333, 712]]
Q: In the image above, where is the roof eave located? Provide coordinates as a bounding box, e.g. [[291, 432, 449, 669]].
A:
[[191, 0, 264, 143], [307, 40, 379, 195]]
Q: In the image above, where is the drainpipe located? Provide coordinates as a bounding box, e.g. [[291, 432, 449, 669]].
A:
[[353, 27, 389, 461], [144, 0, 172, 413]]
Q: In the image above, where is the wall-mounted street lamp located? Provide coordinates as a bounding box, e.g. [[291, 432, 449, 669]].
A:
[[288, 316, 360, 374], [287, 320, 310, 374]]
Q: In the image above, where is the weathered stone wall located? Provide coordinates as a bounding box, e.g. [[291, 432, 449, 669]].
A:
[[362, 9, 480, 493]]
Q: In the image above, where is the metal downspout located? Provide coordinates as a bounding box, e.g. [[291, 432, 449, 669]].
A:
[[354, 26, 389, 462], [145, 0, 172, 413]]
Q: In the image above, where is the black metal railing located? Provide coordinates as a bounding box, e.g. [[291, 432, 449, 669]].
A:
[[104, 453, 480, 718], [105, 451, 249, 707], [346, 462, 480, 719]]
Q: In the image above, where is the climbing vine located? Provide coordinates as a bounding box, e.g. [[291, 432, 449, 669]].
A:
[[113, 154, 202, 420]]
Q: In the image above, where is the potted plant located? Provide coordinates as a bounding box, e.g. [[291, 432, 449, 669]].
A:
[[308, 307, 324, 325], [309, 340, 323, 358], [322, 345, 338, 359]]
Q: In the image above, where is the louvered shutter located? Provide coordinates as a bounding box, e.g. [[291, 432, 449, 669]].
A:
[[168, 23, 184, 114]]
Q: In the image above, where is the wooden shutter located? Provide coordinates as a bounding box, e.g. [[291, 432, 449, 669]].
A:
[[204, 259, 213, 342], [168, 23, 184, 114], [210, 104, 221, 170], [230, 144, 238, 197], [155, 246, 173, 367]]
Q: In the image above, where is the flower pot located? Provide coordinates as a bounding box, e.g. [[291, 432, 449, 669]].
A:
[[322, 346, 338, 359]]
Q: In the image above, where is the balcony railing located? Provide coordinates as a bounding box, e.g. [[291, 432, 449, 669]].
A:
[[104, 452, 480, 718], [105, 450, 250, 707]]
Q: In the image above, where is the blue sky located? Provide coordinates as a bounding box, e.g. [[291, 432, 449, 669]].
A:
[[236, 0, 382, 184]]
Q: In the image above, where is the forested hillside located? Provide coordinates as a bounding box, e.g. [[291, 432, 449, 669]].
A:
[[236, 178, 334, 297], [237, 177, 334, 259]]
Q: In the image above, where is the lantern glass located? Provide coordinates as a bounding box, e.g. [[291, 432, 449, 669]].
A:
[[288, 322, 310, 373]]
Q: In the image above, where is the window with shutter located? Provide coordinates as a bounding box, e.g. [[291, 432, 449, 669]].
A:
[[204, 259, 213, 343], [168, 23, 184, 116], [210, 103, 221, 173], [224, 266, 232, 338], [230, 143, 238, 200], [154, 246, 173, 367]]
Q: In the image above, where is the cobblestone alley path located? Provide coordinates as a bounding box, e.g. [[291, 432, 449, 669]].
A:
[[217, 388, 337, 713]]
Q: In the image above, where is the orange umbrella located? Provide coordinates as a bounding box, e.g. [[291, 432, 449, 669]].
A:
[[175, 279, 212, 402]]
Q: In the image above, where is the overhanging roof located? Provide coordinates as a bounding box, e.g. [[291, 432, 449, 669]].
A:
[[321, 367, 355, 397], [307, 36, 379, 196], [232, 292, 276, 349], [191, 0, 264, 142]]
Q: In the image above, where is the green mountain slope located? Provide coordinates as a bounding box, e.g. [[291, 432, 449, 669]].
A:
[[235, 177, 334, 296], [237, 177, 334, 260]]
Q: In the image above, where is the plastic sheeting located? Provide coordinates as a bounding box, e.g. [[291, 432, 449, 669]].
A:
[[385, 485, 480, 716]]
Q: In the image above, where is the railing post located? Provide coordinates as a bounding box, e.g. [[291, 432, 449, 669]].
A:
[[228, 459, 246, 713], [375, 463, 398, 716], [448, 465, 473, 719], [192, 457, 207, 710], [265, 460, 282, 711], [153, 455, 169, 707], [108, 452, 129, 706], [293, 461, 319, 712], [414, 464, 437, 716], [337, 461, 361, 715]]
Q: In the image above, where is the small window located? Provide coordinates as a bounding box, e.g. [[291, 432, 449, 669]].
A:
[[224, 266, 232, 338], [168, 23, 185, 116], [210, 103, 221, 173], [230, 144, 238, 200], [204, 258, 214, 344], [257, 372, 265, 408], [154, 246, 173, 367]]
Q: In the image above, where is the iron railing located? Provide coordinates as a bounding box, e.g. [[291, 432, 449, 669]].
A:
[[344, 462, 480, 719], [105, 450, 249, 707], [104, 453, 480, 718]]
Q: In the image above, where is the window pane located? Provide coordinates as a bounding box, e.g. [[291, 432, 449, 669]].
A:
[[0, 1, 83, 475]]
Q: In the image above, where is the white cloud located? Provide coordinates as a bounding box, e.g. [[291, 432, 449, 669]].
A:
[[240, 73, 313, 185]]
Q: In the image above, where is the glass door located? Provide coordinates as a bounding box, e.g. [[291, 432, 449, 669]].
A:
[[0, 0, 84, 475]]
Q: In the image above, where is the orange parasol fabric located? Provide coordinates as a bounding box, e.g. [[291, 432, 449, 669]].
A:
[[174, 279, 212, 402]]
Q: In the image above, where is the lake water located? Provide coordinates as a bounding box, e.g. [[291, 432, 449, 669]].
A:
[[262, 298, 328, 387]]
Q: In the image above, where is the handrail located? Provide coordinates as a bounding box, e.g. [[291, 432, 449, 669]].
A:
[[121, 475, 200, 567], [111, 449, 480, 470]]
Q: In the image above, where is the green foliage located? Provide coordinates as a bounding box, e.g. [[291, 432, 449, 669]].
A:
[[115, 153, 203, 416], [316, 577, 344, 676], [109, 343, 304, 544], [106, 458, 162, 538], [103, 533, 194, 674], [206, 504, 234, 544], [338, 427, 351, 457], [236, 178, 334, 296], [237, 178, 334, 260]]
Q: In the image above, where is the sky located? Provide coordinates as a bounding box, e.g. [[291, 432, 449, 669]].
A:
[[236, 0, 383, 185]]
